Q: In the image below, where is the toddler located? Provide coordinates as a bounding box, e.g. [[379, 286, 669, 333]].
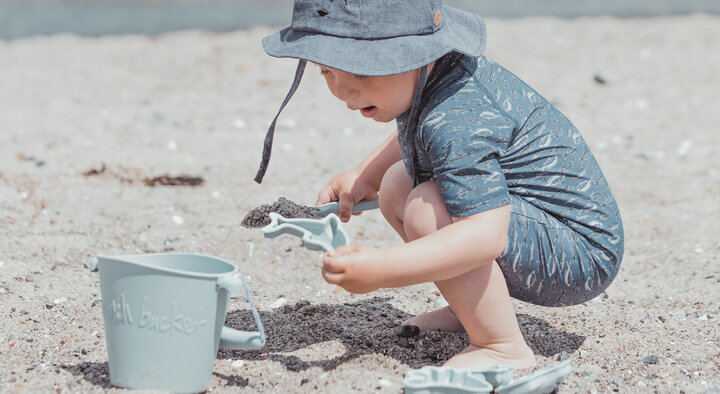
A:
[[254, 0, 624, 369]]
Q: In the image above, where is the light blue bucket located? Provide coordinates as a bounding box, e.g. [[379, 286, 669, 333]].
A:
[[92, 253, 265, 393]]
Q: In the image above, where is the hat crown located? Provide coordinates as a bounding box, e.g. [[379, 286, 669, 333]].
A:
[[291, 0, 444, 39]]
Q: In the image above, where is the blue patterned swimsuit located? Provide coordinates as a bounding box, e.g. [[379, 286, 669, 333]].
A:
[[396, 53, 624, 307]]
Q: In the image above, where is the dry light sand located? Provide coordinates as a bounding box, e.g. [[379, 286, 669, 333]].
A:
[[0, 14, 719, 393]]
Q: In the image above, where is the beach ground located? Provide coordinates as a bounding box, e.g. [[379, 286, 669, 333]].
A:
[[0, 14, 719, 393]]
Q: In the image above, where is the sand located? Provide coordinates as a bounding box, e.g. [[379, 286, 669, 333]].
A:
[[241, 197, 321, 228], [0, 14, 719, 393]]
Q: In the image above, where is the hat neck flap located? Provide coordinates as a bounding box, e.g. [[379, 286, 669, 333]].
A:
[[402, 64, 429, 186], [254, 59, 307, 183]]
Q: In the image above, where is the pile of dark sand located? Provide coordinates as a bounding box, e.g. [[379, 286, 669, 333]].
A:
[[221, 298, 470, 371], [241, 197, 322, 228]]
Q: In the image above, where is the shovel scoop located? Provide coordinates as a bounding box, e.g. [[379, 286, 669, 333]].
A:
[[260, 212, 349, 252]]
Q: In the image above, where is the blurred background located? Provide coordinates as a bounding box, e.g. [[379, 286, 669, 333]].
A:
[[2, 0, 720, 39]]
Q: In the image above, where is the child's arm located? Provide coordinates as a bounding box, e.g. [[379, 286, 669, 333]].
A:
[[322, 204, 510, 293], [317, 129, 401, 221]]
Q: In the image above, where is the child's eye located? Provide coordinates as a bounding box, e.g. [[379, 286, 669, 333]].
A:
[[319, 69, 330, 75]]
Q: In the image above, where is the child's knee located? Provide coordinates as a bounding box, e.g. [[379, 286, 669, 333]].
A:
[[379, 161, 411, 214], [403, 181, 453, 239]]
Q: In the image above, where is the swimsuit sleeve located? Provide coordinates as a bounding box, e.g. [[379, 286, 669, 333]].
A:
[[420, 99, 515, 218]]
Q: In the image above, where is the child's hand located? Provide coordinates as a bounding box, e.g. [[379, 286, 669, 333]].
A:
[[322, 244, 384, 294], [316, 168, 378, 223]]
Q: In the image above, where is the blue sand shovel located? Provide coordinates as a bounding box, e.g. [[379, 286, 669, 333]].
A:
[[261, 212, 349, 252], [404, 358, 572, 394]]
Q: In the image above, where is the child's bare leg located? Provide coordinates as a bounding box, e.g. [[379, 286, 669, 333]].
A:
[[379, 162, 463, 332], [435, 261, 535, 369], [402, 181, 535, 369]]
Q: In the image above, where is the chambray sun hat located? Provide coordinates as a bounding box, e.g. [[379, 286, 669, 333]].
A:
[[254, 0, 487, 183]]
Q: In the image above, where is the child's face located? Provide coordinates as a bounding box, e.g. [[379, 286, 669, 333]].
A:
[[317, 65, 421, 123]]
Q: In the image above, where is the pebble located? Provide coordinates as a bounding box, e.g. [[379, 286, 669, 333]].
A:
[[698, 314, 712, 321], [378, 378, 391, 387], [172, 215, 184, 225], [395, 325, 420, 338], [593, 74, 608, 84], [167, 141, 177, 151], [269, 297, 287, 309], [246, 241, 254, 258], [677, 140, 692, 156], [231, 360, 245, 369], [53, 297, 67, 304], [642, 355, 659, 364], [0, 288, 6, 294], [0, 261, 4, 267], [233, 118, 247, 129]]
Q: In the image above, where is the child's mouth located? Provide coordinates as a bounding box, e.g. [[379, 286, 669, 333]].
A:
[[360, 106, 378, 118]]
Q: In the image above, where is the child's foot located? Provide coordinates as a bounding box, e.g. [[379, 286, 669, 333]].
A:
[[400, 306, 465, 333], [443, 343, 536, 370]]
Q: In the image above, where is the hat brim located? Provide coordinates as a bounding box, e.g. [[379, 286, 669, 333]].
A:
[[262, 6, 486, 76]]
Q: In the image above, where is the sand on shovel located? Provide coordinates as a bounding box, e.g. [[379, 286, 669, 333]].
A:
[[241, 197, 322, 228]]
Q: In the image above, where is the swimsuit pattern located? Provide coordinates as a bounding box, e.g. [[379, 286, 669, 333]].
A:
[[396, 54, 624, 306]]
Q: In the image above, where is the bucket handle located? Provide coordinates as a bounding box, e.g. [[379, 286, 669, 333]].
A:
[[217, 273, 266, 350]]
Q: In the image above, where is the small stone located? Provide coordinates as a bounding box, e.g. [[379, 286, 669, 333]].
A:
[[172, 215, 184, 225], [233, 118, 247, 129], [378, 378, 392, 387], [269, 297, 287, 309], [642, 355, 659, 364], [167, 141, 177, 151], [395, 325, 420, 338], [658, 316, 667, 323], [397, 338, 410, 348], [54, 297, 67, 304], [0, 261, 4, 267], [300, 378, 309, 385], [0, 288, 6, 294], [677, 140, 692, 156], [558, 351, 571, 361], [698, 314, 712, 321], [231, 360, 244, 369], [246, 241, 254, 257], [646, 374, 658, 380], [593, 74, 608, 84], [705, 275, 715, 279]]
